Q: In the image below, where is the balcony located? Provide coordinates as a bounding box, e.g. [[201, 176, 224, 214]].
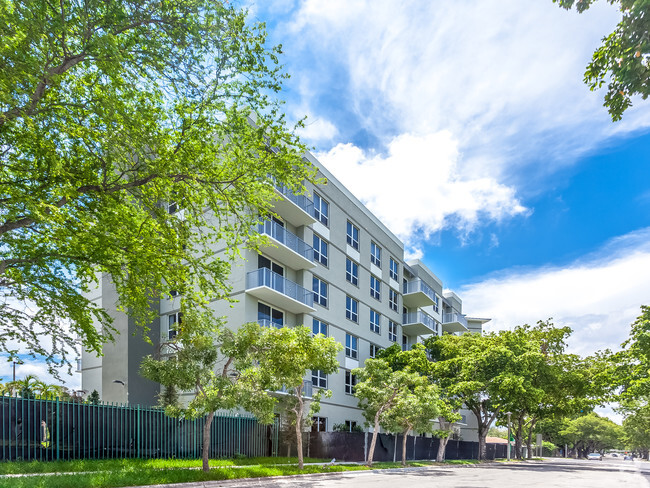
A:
[[272, 184, 316, 227], [246, 268, 315, 314], [258, 221, 315, 270], [442, 312, 469, 333], [402, 310, 439, 336], [272, 380, 313, 399], [402, 279, 437, 308], [258, 318, 283, 329]]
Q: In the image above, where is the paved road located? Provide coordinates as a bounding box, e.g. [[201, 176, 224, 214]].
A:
[[153, 457, 650, 488]]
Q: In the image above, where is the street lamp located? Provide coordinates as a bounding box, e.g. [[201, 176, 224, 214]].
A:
[[12, 359, 23, 382], [506, 412, 512, 461]]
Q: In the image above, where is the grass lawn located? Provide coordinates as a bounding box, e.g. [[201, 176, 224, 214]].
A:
[[0, 457, 482, 488]]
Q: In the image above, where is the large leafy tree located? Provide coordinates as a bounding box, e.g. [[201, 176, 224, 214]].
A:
[[140, 309, 278, 472], [0, 0, 310, 373], [560, 413, 623, 456], [555, 0, 650, 120]]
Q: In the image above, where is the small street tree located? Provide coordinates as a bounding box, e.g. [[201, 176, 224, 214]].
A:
[[140, 309, 277, 472], [432, 400, 462, 463], [255, 326, 341, 470]]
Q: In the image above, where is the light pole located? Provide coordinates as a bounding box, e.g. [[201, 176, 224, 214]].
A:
[[12, 359, 23, 382], [506, 412, 512, 461]]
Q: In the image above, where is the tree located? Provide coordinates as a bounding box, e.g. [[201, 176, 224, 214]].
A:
[[554, 0, 650, 120], [353, 358, 429, 466], [255, 326, 341, 470], [87, 389, 101, 405], [425, 333, 522, 461], [0, 0, 311, 375], [380, 375, 440, 467], [432, 400, 463, 463], [622, 406, 650, 457], [140, 309, 278, 472], [560, 413, 623, 456]]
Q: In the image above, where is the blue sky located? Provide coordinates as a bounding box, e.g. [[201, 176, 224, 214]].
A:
[[5, 1, 650, 413]]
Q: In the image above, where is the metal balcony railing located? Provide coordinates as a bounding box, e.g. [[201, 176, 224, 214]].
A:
[[443, 312, 468, 328], [258, 318, 283, 329], [402, 311, 439, 333], [274, 184, 314, 216], [402, 278, 436, 301], [246, 268, 314, 308], [258, 221, 314, 261]]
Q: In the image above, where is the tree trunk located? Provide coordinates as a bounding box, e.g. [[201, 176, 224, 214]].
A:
[[401, 427, 410, 467], [437, 435, 450, 463], [202, 411, 215, 473], [525, 419, 535, 459], [515, 416, 523, 460], [294, 384, 305, 470], [366, 413, 381, 466]]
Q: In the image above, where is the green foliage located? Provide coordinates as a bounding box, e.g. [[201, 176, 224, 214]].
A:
[[86, 389, 100, 405], [554, 0, 650, 120], [560, 413, 623, 454], [0, 0, 311, 375], [332, 423, 364, 433]]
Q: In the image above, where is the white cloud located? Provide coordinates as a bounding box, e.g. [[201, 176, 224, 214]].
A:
[[296, 116, 339, 143], [0, 356, 80, 390], [318, 131, 527, 245], [459, 228, 650, 357]]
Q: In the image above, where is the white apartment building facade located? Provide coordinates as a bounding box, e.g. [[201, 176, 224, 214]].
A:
[[81, 151, 489, 440]]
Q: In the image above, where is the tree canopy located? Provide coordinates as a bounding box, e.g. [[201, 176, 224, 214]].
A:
[[555, 0, 650, 120], [0, 0, 311, 373]]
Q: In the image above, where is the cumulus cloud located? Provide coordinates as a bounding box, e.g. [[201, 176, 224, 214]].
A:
[[459, 228, 650, 357], [296, 116, 339, 143], [318, 131, 527, 245], [0, 356, 80, 390]]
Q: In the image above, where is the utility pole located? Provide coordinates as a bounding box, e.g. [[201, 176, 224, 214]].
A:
[[506, 412, 512, 461]]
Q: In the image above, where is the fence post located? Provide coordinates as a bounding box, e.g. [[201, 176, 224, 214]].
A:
[[238, 414, 242, 457], [136, 404, 141, 458], [56, 396, 60, 460]]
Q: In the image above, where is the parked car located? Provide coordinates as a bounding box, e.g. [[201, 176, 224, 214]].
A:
[[611, 453, 618, 457], [624, 455, 633, 460], [587, 452, 603, 461]]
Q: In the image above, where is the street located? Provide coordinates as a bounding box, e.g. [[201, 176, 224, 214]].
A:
[[168, 457, 650, 488]]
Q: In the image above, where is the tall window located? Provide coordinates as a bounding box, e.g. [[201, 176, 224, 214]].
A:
[[370, 344, 381, 358], [370, 309, 381, 334], [370, 242, 381, 267], [258, 255, 284, 276], [345, 371, 357, 394], [389, 321, 398, 343], [370, 275, 381, 300], [313, 277, 328, 307], [402, 334, 408, 351], [314, 193, 329, 226], [346, 296, 358, 322], [346, 221, 359, 250], [433, 294, 440, 314], [313, 234, 328, 266], [312, 318, 328, 336], [390, 257, 399, 281], [345, 333, 358, 359], [312, 370, 327, 389], [389, 288, 398, 312], [167, 312, 182, 340], [312, 417, 327, 432], [346, 258, 359, 286], [258, 302, 284, 328]]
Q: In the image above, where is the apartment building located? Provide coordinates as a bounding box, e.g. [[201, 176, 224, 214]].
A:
[[81, 151, 489, 440]]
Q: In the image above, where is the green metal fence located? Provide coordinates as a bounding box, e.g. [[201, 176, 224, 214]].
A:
[[0, 395, 279, 461]]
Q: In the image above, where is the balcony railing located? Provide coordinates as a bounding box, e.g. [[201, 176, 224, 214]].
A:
[[274, 184, 314, 216], [443, 312, 468, 328], [246, 268, 314, 308], [258, 220, 314, 261], [275, 380, 313, 399], [403, 311, 439, 334], [258, 318, 283, 329], [403, 279, 436, 302]]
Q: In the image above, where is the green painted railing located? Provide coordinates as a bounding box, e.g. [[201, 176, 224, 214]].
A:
[[0, 395, 278, 461]]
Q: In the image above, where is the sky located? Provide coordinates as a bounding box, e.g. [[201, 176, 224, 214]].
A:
[[4, 1, 650, 421]]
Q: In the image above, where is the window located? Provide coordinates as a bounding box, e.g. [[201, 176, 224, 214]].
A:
[[370, 344, 381, 358], [167, 201, 178, 214], [313, 276, 328, 307], [345, 258, 359, 286], [370, 309, 381, 334], [258, 302, 284, 328], [312, 370, 327, 389], [345, 333, 358, 359], [313, 234, 328, 266], [433, 294, 440, 314], [344, 420, 358, 431], [370, 242, 381, 267], [389, 288, 398, 312], [345, 371, 357, 394], [402, 334, 408, 351], [312, 416, 327, 433], [314, 193, 329, 226], [346, 296, 358, 322], [258, 255, 284, 276], [390, 257, 399, 281], [312, 318, 328, 336], [389, 321, 398, 343], [346, 221, 359, 250], [167, 312, 182, 340], [370, 275, 381, 300]]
